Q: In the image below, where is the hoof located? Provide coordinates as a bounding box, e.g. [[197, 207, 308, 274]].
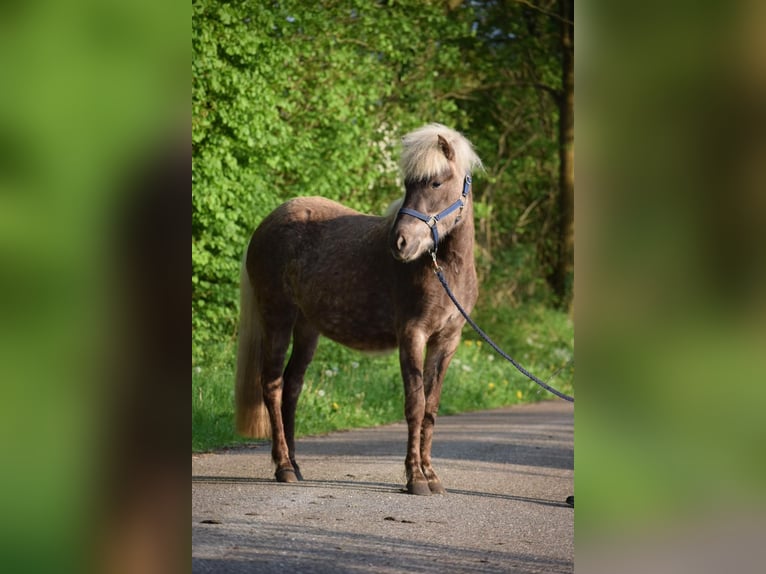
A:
[[406, 480, 432, 496], [291, 462, 304, 481], [275, 468, 299, 483], [428, 479, 446, 495]]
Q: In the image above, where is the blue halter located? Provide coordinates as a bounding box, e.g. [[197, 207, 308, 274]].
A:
[[397, 174, 472, 256]]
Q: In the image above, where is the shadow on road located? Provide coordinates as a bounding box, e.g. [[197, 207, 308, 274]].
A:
[[193, 520, 573, 574], [192, 475, 570, 508]]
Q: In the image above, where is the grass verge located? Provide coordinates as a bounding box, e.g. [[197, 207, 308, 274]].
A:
[[192, 302, 573, 452]]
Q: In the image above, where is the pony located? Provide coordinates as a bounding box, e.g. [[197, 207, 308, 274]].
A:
[[235, 123, 482, 495]]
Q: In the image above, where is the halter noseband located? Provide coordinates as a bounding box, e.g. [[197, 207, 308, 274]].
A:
[[397, 174, 472, 257]]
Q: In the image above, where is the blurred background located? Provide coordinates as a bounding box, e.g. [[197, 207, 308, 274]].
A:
[[577, 0, 766, 571], [0, 1, 187, 573]]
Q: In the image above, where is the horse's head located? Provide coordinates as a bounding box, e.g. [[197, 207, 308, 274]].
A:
[[389, 125, 481, 263]]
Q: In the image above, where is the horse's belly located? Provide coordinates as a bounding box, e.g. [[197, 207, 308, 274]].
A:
[[324, 329, 398, 353], [302, 305, 398, 352], [321, 318, 398, 352]]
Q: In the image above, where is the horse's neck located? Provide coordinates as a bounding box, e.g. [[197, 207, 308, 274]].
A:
[[441, 207, 476, 267]]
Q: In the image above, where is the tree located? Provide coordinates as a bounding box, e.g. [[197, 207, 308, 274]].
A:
[[552, 0, 574, 310], [456, 0, 573, 309]]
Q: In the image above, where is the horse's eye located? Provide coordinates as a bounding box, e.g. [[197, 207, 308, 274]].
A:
[[431, 181, 442, 189]]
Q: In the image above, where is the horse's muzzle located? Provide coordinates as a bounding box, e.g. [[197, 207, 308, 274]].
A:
[[389, 224, 429, 262]]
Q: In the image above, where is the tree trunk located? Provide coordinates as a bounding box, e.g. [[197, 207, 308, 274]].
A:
[[551, 0, 574, 310]]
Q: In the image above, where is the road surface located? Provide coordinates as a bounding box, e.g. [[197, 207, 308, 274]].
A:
[[192, 400, 574, 573]]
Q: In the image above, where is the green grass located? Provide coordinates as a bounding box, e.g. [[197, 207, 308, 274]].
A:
[[192, 302, 573, 452]]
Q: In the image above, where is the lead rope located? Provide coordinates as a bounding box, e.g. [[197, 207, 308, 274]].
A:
[[431, 256, 574, 403]]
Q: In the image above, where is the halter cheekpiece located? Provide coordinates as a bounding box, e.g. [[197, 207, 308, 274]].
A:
[[397, 174, 472, 259]]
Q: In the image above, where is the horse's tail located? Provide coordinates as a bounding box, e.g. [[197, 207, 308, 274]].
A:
[[234, 246, 272, 438]]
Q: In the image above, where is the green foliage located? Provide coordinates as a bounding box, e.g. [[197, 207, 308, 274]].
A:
[[192, 0, 574, 360], [192, 0, 482, 357]]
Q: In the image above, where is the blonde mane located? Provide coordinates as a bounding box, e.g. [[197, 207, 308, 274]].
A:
[[399, 123, 483, 182]]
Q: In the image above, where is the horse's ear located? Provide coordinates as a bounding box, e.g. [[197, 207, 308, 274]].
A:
[[437, 135, 455, 161]]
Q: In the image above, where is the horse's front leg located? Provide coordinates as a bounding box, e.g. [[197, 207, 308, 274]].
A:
[[399, 331, 430, 495], [420, 334, 461, 494]]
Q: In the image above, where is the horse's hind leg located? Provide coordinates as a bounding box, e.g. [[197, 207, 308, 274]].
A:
[[420, 334, 461, 494], [259, 307, 301, 483], [281, 315, 319, 481]]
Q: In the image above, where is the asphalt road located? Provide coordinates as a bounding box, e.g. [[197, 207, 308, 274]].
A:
[[192, 401, 574, 573]]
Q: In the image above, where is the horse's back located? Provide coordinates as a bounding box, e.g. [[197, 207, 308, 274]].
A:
[[246, 196, 398, 350], [249, 197, 354, 258], [265, 196, 361, 227]]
